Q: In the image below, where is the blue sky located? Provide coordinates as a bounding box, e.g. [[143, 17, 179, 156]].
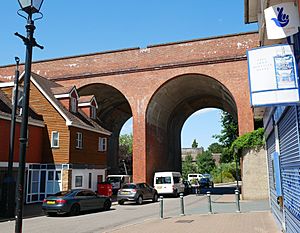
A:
[[1, 1, 258, 149]]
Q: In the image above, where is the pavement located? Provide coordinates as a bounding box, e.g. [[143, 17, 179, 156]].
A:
[[103, 211, 281, 233], [0, 191, 282, 233]]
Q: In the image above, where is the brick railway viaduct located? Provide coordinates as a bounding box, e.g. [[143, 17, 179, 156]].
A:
[[0, 31, 259, 184]]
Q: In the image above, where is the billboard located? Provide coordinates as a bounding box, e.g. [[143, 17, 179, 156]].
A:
[[247, 44, 299, 107]]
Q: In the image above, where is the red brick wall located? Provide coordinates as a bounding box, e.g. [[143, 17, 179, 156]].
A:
[[0, 119, 43, 163], [0, 32, 259, 183]]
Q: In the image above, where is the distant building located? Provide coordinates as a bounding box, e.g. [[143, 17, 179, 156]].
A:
[[181, 147, 204, 161], [211, 153, 221, 165]]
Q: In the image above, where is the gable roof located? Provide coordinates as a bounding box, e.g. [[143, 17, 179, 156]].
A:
[[0, 89, 44, 127], [30, 72, 111, 135], [78, 95, 98, 108]]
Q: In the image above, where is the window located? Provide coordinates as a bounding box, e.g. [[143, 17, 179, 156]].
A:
[[91, 106, 96, 119], [51, 131, 59, 148], [76, 132, 83, 149], [70, 97, 77, 113], [98, 137, 107, 151], [75, 176, 83, 187], [173, 177, 180, 184], [155, 177, 171, 184]]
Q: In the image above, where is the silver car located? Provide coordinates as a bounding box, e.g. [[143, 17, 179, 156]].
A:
[[117, 183, 158, 205]]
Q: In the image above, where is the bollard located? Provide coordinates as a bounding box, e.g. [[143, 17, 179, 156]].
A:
[[159, 196, 164, 219], [235, 189, 241, 213], [180, 193, 185, 216], [207, 191, 212, 214]]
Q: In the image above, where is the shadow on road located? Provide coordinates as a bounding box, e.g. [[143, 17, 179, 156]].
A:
[[198, 185, 240, 195]]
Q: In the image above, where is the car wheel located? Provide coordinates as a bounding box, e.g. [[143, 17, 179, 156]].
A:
[[136, 196, 143, 205], [70, 204, 80, 216], [103, 200, 111, 211], [152, 193, 158, 202], [118, 200, 125, 205], [46, 212, 57, 217]]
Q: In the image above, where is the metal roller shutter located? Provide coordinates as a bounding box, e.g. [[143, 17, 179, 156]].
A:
[[278, 106, 300, 233], [266, 129, 283, 226]]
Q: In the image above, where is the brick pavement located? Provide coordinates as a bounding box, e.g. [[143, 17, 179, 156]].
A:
[[104, 211, 281, 233]]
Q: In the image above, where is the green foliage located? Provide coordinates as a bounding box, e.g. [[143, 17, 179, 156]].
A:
[[196, 151, 216, 174], [231, 128, 264, 153], [182, 154, 197, 180], [207, 142, 223, 153], [191, 139, 198, 148], [211, 162, 238, 183], [119, 134, 133, 159], [213, 111, 238, 148], [220, 147, 233, 163]]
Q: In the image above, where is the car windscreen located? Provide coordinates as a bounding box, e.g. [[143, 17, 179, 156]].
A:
[[122, 184, 136, 189], [107, 177, 121, 183], [156, 176, 171, 184]]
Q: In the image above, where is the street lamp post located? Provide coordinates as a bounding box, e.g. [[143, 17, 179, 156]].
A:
[[15, 1, 44, 232], [4, 57, 20, 218]]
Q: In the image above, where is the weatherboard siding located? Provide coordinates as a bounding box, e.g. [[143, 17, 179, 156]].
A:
[[29, 82, 70, 164], [69, 127, 107, 166]]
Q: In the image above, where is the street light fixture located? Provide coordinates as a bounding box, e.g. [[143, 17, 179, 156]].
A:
[[18, 0, 44, 14], [15, 1, 44, 232]]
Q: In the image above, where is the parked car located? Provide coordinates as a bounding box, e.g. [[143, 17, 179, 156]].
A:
[[187, 173, 204, 185], [106, 175, 132, 194], [183, 180, 193, 195], [42, 189, 111, 216], [117, 183, 158, 205], [154, 172, 185, 197], [199, 177, 210, 188], [203, 174, 214, 188]]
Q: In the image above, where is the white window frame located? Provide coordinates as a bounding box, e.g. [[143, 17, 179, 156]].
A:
[[51, 131, 59, 148], [70, 97, 77, 113], [98, 137, 107, 152], [91, 106, 96, 119], [76, 132, 83, 149]]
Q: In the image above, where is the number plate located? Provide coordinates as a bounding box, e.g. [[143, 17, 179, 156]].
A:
[[121, 191, 130, 195], [47, 201, 56, 204], [156, 186, 162, 189]]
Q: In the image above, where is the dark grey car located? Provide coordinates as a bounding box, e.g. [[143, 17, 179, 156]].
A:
[[42, 189, 111, 216], [117, 183, 158, 205]]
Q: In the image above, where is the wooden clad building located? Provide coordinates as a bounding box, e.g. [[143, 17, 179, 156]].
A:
[[0, 73, 111, 203]]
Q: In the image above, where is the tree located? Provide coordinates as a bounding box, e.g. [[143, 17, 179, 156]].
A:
[[207, 142, 223, 153], [213, 111, 238, 148], [196, 151, 216, 174], [119, 134, 133, 174], [191, 139, 198, 148], [182, 154, 197, 179], [119, 134, 133, 156]]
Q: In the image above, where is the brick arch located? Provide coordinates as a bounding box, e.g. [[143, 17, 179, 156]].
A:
[[144, 73, 238, 183], [0, 31, 259, 183], [77, 82, 132, 174]]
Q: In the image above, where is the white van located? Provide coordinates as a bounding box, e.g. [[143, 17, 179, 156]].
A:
[[187, 173, 204, 186], [154, 172, 185, 196], [106, 175, 132, 193]]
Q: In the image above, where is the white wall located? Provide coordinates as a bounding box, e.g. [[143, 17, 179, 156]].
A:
[[72, 169, 106, 191]]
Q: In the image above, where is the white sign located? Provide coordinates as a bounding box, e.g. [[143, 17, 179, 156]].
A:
[[264, 2, 300, 39], [247, 44, 299, 107]]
